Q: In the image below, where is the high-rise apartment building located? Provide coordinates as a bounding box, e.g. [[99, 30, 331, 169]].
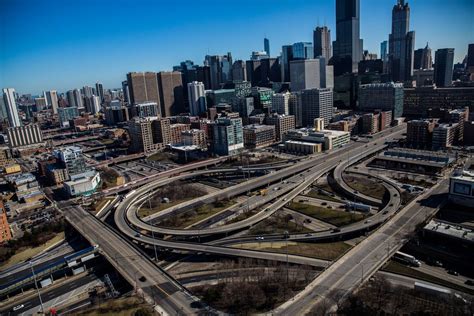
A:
[[406, 119, 435, 148], [434, 48, 455, 87], [53, 146, 88, 176], [289, 93, 303, 127], [212, 116, 244, 156], [152, 118, 171, 145], [128, 117, 162, 153], [188, 81, 207, 116], [34, 97, 47, 111], [95, 82, 104, 101], [333, 0, 363, 73], [44, 90, 59, 114], [359, 82, 404, 118], [300, 88, 334, 127], [389, 0, 415, 82], [290, 58, 333, 92], [243, 124, 276, 149], [2, 88, 21, 127], [133, 102, 159, 118], [58, 107, 79, 127], [127, 72, 162, 116], [271, 92, 291, 115], [313, 26, 332, 60], [266, 114, 296, 141], [157, 71, 185, 117], [7, 124, 43, 148]]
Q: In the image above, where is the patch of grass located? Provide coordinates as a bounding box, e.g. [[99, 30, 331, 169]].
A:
[[288, 202, 366, 227], [101, 168, 121, 189], [383, 261, 474, 295], [0, 232, 65, 270], [76, 296, 153, 316], [396, 177, 435, 188], [159, 200, 236, 229], [248, 213, 313, 235], [137, 199, 190, 218], [343, 174, 386, 200], [314, 182, 334, 194], [225, 209, 260, 225], [234, 241, 351, 261], [304, 188, 341, 202]]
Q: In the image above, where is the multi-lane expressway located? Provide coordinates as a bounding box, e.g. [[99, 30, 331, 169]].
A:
[[62, 124, 412, 315], [115, 125, 406, 239], [272, 178, 449, 315]]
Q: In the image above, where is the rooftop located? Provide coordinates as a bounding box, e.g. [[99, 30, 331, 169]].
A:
[[424, 219, 474, 243]]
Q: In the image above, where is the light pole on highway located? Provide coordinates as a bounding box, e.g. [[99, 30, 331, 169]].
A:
[[30, 261, 45, 314], [148, 192, 159, 261]]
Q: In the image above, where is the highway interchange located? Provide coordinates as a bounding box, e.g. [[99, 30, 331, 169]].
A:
[[18, 122, 461, 315]]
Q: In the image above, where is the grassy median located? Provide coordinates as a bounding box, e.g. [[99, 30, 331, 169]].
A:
[[288, 202, 366, 227]]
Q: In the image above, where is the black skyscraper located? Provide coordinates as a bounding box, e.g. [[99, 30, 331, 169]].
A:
[[332, 0, 363, 74], [389, 0, 415, 82], [434, 48, 455, 87]]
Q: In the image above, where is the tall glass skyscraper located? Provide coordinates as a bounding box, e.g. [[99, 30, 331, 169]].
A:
[[434, 48, 455, 87], [292, 42, 314, 60], [380, 41, 388, 62], [333, 0, 363, 73], [389, 0, 415, 82]]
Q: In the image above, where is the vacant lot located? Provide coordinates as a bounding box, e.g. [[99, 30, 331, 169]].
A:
[[137, 182, 206, 218], [304, 188, 342, 202], [248, 213, 313, 235], [288, 202, 366, 227], [235, 241, 351, 261], [159, 199, 236, 229], [343, 174, 386, 200]]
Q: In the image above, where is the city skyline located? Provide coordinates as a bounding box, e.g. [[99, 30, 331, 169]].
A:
[[1, 0, 473, 94]]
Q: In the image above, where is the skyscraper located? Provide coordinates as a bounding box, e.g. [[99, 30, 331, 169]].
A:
[[301, 88, 334, 127], [157, 71, 185, 117], [231, 60, 247, 82], [414, 43, 433, 70], [292, 42, 314, 60], [122, 81, 130, 104], [434, 48, 455, 87], [389, 0, 415, 82], [2, 88, 21, 127], [212, 116, 244, 156], [188, 81, 207, 116], [95, 82, 104, 101], [205, 53, 233, 90], [73, 89, 84, 109], [127, 72, 162, 116], [290, 58, 333, 92], [82, 86, 94, 98], [264, 38, 270, 57], [313, 26, 332, 61], [281, 45, 294, 82], [380, 41, 388, 62], [44, 90, 59, 114], [333, 0, 363, 73]]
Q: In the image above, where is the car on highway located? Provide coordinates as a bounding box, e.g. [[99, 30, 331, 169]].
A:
[[139, 276, 147, 282], [13, 304, 24, 311], [332, 228, 341, 233], [255, 236, 265, 240], [364, 219, 372, 224], [447, 270, 459, 276], [321, 202, 328, 206]]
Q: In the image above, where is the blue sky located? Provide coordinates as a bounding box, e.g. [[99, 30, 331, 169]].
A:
[[1, 0, 473, 95]]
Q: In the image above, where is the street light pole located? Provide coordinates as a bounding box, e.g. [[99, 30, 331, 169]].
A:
[[30, 262, 45, 314], [148, 192, 158, 261]]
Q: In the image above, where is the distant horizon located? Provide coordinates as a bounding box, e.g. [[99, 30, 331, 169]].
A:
[[1, 0, 473, 95]]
